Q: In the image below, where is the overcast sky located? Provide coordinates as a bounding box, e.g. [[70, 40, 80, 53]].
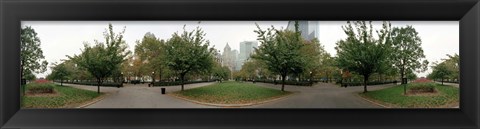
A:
[[22, 21, 459, 78]]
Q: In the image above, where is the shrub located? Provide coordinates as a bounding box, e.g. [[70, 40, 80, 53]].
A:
[[153, 80, 215, 86], [408, 82, 436, 93], [340, 80, 398, 87], [27, 83, 55, 94], [252, 79, 313, 86], [54, 81, 122, 87]]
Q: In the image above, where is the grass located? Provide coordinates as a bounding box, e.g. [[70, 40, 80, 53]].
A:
[[22, 83, 102, 108], [360, 83, 459, 108], [171, 81, 292, 104]]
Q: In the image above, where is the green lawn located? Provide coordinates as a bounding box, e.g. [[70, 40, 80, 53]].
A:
[[22, 83, 102, 108], [360, 83, 459, 108], [172, 81, 292, 104]]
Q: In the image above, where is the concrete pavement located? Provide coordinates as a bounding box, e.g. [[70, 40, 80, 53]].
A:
[[246, 82, 396, 108], [62, 81, 396, 108], [62, 82, 218, 108]]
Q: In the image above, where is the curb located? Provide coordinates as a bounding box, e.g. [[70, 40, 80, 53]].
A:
[[168, 92, 297, 107], [76, 93, 108, 108], [356, 93, 391, 108]]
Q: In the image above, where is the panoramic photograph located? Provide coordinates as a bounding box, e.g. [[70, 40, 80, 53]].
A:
[[20, 21, 459, 108]]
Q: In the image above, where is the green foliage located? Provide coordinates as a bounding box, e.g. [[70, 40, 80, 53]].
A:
[[254, 79, 313, 86], [173, 81, 291, 104], [26, 83, 55, 94], [252, 21, 306, 91], [21, 26, 48, 80], [361, 83, 458, 108], [335, 21, 392, 93], [58, 81, 123, 87], [69, 23, 130, 93], [47, 62, 72, 86], [22, 84, 101, 108], [390, 26, 428, 83], [163, 25, 214, 90], [428, 61, 453, 85], [212, 62, 231, 81], [134, 32, 167, 82], [408, 82, 436, 93], [153, 80, 215, 86], [444, 54, 459, 81]]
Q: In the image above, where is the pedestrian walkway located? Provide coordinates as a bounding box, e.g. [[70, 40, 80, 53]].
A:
[[62, 81, 396, 108], [62, 82, 218, 108], [246, 82, 396, 108]]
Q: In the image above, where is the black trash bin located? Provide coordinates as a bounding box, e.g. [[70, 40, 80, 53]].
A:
[[161, 88, 166, 94]]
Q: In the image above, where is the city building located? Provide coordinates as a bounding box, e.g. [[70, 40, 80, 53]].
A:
[[222, 43, 238, 71], [286, 21, 320, 41], [237, 41, 258, 71]]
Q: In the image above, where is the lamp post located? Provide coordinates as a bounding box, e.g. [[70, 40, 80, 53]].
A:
[[120, 72, 124, 88], [150, 71, 155, 87], [310, 71, 313, 86]]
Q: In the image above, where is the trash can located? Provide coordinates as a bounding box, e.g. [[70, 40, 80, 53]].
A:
[[161, 88, 166, 94]]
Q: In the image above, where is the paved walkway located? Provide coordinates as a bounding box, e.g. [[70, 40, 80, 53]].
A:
[[62, 82, 218, 108], [435, 82, 459, 88], [62, 81, 396, 108], [246, 82, 396, 108]]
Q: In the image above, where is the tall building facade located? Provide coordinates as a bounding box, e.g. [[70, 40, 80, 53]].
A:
[[237, 41, 258, 71], [222, 43, 238, 71], [286, 21, 320, 41]]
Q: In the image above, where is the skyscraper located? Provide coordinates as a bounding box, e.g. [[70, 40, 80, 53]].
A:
[[222, 43, 237, 71], [286, 21, 319, 41], [237, 41, 258, 71]]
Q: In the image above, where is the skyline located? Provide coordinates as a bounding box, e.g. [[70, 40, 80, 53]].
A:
[[22, 21, 459, 78]]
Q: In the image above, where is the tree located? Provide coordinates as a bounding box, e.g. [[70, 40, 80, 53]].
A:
[[390, 26, 428, 95], [335, 21, 392, 93], [444, 54, 459, 82], [48, 62, 71, 86], [300, 39, 328, 82], [212, 62, 230, 82], [69, 24, 130, 94], [21, 26, 49, 81], [252, 21, 306, 91], [134, 32, 166, 83], [429, 62, 452, 85], [390, 26, 428, 84], [163, 26, 214, 91]]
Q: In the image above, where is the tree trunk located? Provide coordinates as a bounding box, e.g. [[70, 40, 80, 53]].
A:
[[181, 74, 185, 91], [96, 78, 101, 94], [441, 78, 444, 85], [281, 75, 286, 91], [400, 68, 405, 84], [363, 75, 368, 93], [60, 79, 63, 86]]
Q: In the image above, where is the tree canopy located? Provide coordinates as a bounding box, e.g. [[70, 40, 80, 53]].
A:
[[134, 32, 167, 82], [21, 26, 48, 81], [335, 21, 392, 93], [252, 21, 307, 91], [69, 23, 130, 93], [47, 61, 72, 86], [163, 26, 214, 91], [390, 25, 428, 83]]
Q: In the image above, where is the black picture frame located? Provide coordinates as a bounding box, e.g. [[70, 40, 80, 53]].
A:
[[0, 0, 478, 129]]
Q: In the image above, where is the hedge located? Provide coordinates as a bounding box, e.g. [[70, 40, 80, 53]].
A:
[[54, 81, 123, 87], [250, 79, 314, 86], [153, 80, 215, 86], [27, 83, 55, 94], [340, 80, 398, 87]]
